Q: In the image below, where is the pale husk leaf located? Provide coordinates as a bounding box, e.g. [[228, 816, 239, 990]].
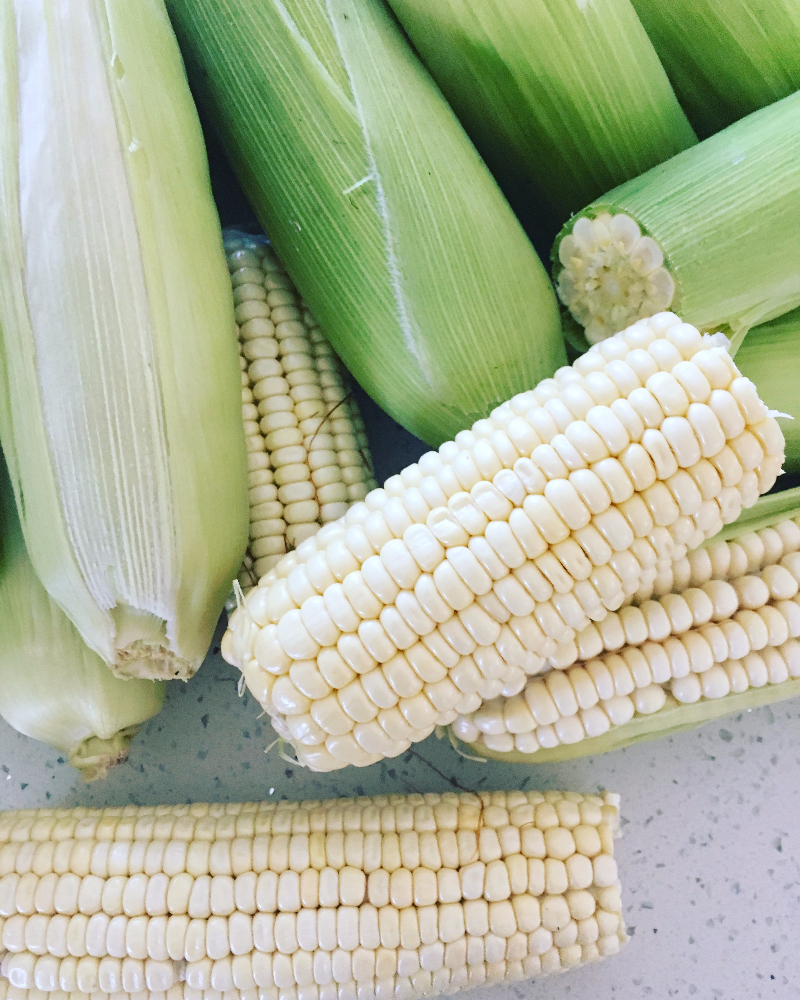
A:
[[0, 0, 248, 680], [0, 456, 165, 780]]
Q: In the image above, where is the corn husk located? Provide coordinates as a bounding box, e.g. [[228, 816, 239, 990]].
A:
[[736, 308, 800, 473], [631, 0, 800, 139], [387, 0, 697, 216], [164, 0, 565, 447], [0, 455, 165, 781], [552, 93, 800, 345], [0, 0, 249, 680]]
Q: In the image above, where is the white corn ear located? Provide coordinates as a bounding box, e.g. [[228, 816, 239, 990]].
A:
[[0, 790, 626, 995], [224, 315, 784, 770]]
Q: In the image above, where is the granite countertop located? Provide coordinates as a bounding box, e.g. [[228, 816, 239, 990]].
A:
[[2, 394, 799, 1000]]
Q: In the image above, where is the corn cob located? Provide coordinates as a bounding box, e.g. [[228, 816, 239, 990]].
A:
[[222, 315, 784, 771], [387, 0, 697, 216], [451, 491, 800, 759], [630, 0, 800, 139], [0, 791, 626, 998], [225, 233, 377, 589]]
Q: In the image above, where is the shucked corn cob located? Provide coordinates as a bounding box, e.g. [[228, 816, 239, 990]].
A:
[[223, 315, 784, 771], [453, 509, 800, 756], [224, 233, 376, 588], [0, 792, 626, 998]]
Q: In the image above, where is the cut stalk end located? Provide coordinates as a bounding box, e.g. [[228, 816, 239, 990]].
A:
[[112, 645, 195, 682], [555, 212, 675, 343], [109, 606, 197, 680]]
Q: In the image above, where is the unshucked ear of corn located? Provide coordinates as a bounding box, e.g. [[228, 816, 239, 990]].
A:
[[630, 0, 800, 139], [453, 488, 800, 761], [0, 791, 626, 996], [386, 0, 697, 216], [225, 232, 376, 588], [0, 455, 165, 781], [164, 0, 565, 447], [0, 0, 249, 680], [223, 315, 784, 771], [552, 93, 800, 347]]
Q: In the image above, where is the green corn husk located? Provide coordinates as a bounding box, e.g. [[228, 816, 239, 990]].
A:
[[0, 0, 249, 680], [452, 488, 800, 765], [0, 456, 165, 781], [386, 0, 697, 217], [631, 0, 800, 139], [552, 93, 800, 346], [736, 308, 800, 473], [164, 0, 565, 447]]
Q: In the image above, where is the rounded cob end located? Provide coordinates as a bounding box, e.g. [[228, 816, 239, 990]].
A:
[[67, 726, 140, 782], [554, 213, 676, 345]]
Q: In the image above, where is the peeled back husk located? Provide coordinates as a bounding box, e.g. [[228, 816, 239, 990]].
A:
[[0, 0, 249, 680], [164, 0, 565, 447], [386, 0, 696, 216], [0, 455, 165, 781]]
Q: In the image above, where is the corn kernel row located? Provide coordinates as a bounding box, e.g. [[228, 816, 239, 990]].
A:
[[225, 234, 375, 585], [633, 517, 800, 603], [0, 934, 616, 999], [0, 792, 625, 997], [223, 315, 783, 769], [539, 516, 800, 672], [454, 524, 800, 753]]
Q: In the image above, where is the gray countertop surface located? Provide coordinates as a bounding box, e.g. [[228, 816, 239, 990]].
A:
[[2, 397, 799, 999]]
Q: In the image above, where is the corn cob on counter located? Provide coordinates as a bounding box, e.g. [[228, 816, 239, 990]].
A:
[[224, 233, 376, 588], [223, 314, 784, 771], [0, 791, 625, 998]]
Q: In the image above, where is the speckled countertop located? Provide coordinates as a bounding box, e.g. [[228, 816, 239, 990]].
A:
[[2, 394, 799, 1000]]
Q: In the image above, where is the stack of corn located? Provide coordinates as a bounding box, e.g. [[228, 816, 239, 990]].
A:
[[226, 233, 376, 589], [453, 506, 800, 756], [0, 791, 626, 998], [223, 314, 784, 770]]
